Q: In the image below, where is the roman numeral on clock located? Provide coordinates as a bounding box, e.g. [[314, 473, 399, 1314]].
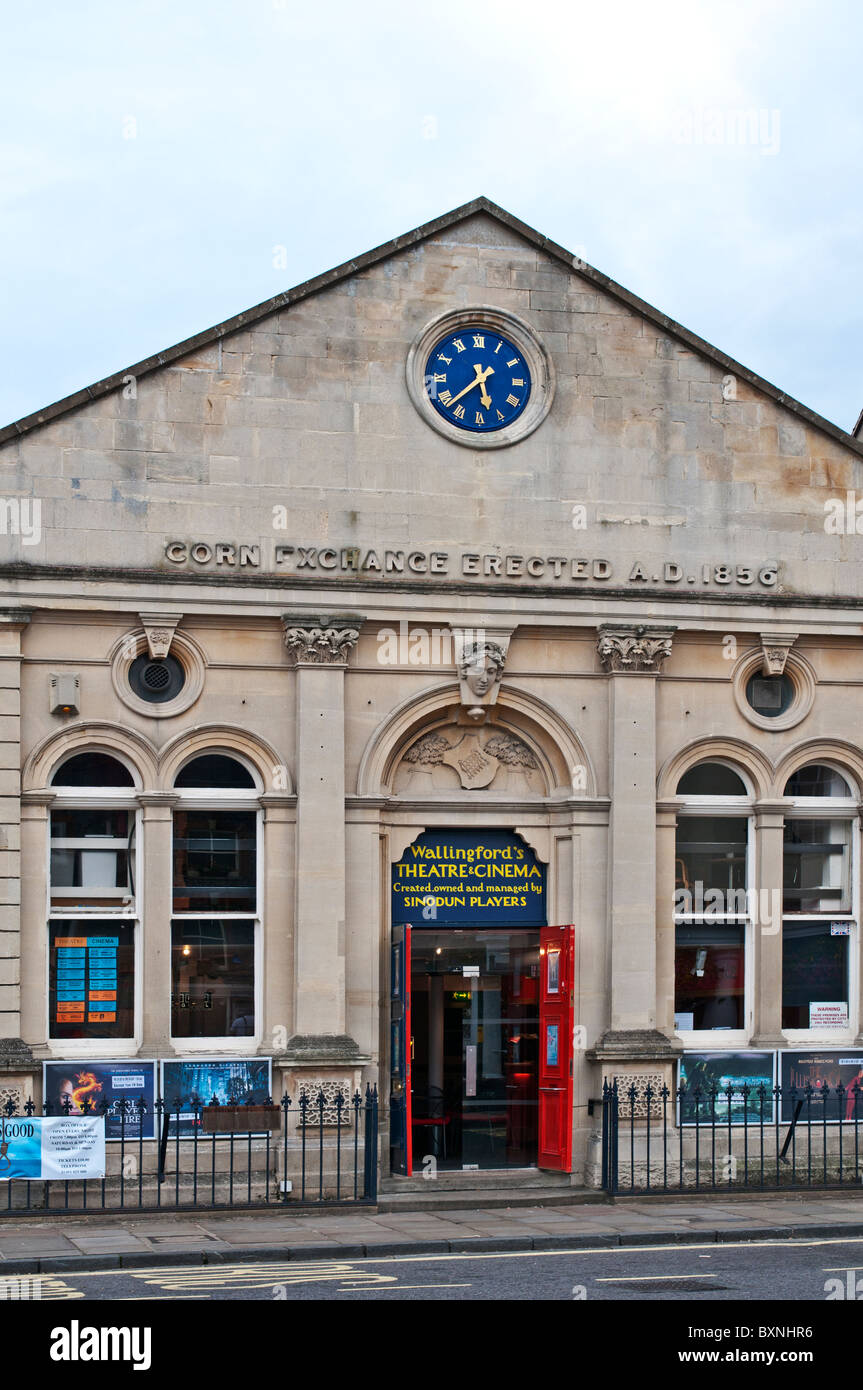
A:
[[506, 394, 520, 407], [475, 411, 485, 424], [453, 404, 466, 419]]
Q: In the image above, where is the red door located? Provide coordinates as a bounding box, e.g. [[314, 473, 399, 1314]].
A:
[[538, 924, 575, 1170]]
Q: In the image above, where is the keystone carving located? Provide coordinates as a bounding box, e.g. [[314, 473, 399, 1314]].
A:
[[139, 612, 182, 660], [450, 628, 511, 721], [596, 625, 676, 674], [759, 631, 798, 677]]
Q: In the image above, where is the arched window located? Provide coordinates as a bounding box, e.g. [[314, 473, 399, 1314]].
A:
[[48, 750, 138, 1044], [174, 754, 256, 790], [51, 752, 135, 787], [781, 763, 856, 1031], [677, 762, 748, 797], [171, 751, 259, 1043], [784, 764, 852, 799], [674, 760, 751, 1035]]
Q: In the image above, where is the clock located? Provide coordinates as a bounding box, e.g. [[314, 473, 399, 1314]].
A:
[[406, 307, 554, 448], [424, 326, 531, 433]]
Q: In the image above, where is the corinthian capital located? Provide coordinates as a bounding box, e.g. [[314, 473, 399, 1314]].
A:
[[596, 624, 676, 674], [282, 613, 362, 666]]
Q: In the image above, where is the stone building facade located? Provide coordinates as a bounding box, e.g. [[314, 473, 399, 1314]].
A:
[[1, 197, 862, 1182]]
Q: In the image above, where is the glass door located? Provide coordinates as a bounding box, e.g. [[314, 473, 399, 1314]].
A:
[[410, 929, 539, 1170]]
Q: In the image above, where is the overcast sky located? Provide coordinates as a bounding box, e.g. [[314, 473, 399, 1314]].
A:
[[3, 0, 861, 431]]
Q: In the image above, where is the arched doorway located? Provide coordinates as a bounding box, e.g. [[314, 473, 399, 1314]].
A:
[[357, 683, 592, 1180], [390, 828, 573, 1174]]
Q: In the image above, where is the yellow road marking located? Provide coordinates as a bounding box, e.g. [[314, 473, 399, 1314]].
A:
[[131, 1261, 397, 1291]]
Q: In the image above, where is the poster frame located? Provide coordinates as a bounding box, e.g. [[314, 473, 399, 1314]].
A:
[[160, 1057, 273, 1136], [677, 1050, 776, 1126], [42, 1059, 157, 1141]]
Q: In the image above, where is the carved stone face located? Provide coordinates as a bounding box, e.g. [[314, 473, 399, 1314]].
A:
[[463, 648, 503, 697]]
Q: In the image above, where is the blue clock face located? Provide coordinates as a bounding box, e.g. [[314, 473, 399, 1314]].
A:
[[424, 327, 531, 433]]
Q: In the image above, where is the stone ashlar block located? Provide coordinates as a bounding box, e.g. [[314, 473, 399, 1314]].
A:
[[677, 355, 715, 382], [145, 455, 209, 484], [0, 880, 20, 906]]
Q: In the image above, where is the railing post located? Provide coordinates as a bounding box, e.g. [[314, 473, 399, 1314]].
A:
[[363, 1084, 378, 1202], [610, 1081, 619, 1195], [601, 1081, 609, 1193]]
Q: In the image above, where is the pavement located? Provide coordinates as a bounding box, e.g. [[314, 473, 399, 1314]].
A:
[[3, 1191, 863, 1275]]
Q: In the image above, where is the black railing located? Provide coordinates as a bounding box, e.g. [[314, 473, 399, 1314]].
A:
[[601, 1080, 863, 1195], [0, 1085, 378, 1215]]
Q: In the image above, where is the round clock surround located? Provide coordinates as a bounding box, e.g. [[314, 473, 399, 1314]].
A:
[[406, 306, 555, 448]]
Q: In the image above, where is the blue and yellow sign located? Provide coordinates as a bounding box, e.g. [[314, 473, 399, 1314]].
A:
[[392, 829, 546, 926]]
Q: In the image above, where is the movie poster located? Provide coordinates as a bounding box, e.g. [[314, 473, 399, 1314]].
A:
[[678, 1051, 775, 1125], [160, 1058, 272, 1134], [42, 1061, 157, 1140], [779, 1051, 863, 1122]]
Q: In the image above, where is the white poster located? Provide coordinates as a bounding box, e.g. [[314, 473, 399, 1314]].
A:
[[0, 1116, 105, 1180], [809, 1002, 849, 1029]]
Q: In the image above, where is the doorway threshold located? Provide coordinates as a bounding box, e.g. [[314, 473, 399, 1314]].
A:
[[377, 1172, 604, 1213]]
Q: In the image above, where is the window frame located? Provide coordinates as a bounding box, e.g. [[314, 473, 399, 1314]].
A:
[[169, 771, 262, 1051], [45, 773, 143, 1058], [781, 767, 858, 1043], [672, 763, 755, 1045]]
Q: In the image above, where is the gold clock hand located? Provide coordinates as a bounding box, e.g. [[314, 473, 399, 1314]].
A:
[[446, 363, 494, 409]]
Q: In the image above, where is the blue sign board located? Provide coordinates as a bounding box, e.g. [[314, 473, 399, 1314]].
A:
[[391, 829, 546, 926]]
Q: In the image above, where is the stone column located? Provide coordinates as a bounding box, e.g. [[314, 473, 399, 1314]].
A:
[[260, 793, 296, 1055], [138, 793, 177, 1053], [750, 803, 786, 1047], [589, 624, 679, 1065], [655, 804, 679, 1036], [19, 793, 52, 1099], [279, 616, 365, 1072], [0, 610, 36, 1092]]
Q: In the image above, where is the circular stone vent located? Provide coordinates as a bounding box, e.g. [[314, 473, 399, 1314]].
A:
[[129, 654, 186, 704]]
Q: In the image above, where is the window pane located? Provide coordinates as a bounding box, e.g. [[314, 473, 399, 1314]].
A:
[[675, 816, 748, 897], [677, 763, 747, 796], [50, 809, 131, 908], [171, 920, 255, 1037], [745, 673, 793, 717], [675, 923, 744, 1030], [49, 921, 134, 1039], [784, 765, 852, 798], [173, 810, 256, 912], [51, 753, 134, 786], [783, 818, 850, 912], [782, 921, 849, 1029], [174, 755, 255, 789]]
